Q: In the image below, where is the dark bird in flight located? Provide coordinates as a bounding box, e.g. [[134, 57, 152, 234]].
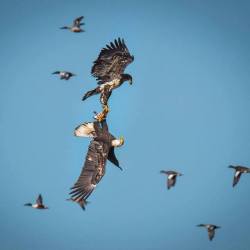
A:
[[160, 170, 183, 189], [82, 38, 134, 121], [69, 119, 124, 209], [60, 16, 84, 33], [24, 194, 48, 209], [197, 224, 220, 241], [228, 165, 250, 187], [52, 71, 76, 80]]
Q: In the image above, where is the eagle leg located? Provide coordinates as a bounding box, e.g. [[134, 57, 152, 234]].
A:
[[103, 105, 110, 114], [94, 105, 110, 122]]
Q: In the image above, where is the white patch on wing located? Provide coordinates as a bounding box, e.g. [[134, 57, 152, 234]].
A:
[[168, 174, 175, 180], [235, 171, 241, 177], [74, 122, 95, 137]]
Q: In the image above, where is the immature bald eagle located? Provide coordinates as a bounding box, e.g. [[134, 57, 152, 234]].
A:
[[82, 38, 134, 121], [69, 119, 124, 209]]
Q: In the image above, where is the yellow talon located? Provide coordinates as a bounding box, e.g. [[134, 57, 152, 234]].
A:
[[95, 111, 106, 122], [103, 105, 110, 114]]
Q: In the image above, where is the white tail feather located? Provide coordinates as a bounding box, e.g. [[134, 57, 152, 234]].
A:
[[74, 122, 95, 137]]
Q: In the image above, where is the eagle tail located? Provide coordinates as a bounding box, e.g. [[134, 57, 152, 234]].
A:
[[82, 88, 99, 101]]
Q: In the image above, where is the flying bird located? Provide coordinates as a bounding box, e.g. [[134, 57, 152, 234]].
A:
[[228, 165, 250, 187], [69, 119, 124, 209], [60, 16, 85, 33], [24, 194, 48, 209], [160, 170, 183, 189], [82, 38, 134, 121], [52, 71, 76, 80], [197, 224, 220, 241]]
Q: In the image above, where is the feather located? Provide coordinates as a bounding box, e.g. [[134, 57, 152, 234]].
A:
[[91, 38, 134, 84]]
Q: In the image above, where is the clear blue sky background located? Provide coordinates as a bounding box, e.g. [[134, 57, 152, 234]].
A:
[[1, 0, 250, 249]]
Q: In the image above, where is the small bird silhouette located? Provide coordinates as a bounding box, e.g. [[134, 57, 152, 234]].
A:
[[60, 16, 85, 33], [160, 170, 183, 189], [24, 194, 48, 209], [52, 71, 76, 80], [197, 224, 220, 241], [228, 165, 250, 187]]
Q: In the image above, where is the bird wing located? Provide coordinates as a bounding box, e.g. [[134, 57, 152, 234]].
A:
[[107, 146, 120, 168], [233, 171, 242, 187], [74, 121, 101, 138], [167, 175, 177, 189], [208, 228, 215, 241], [73, 16, 84, 27], [36, 194, 43, 206], [69, 140, 109, 202], [91, 38, 134, 84]]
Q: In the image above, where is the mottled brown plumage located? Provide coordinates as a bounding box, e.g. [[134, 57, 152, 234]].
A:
[[82, 38, 134, 121]]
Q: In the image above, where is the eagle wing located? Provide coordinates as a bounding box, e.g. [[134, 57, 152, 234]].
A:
[[91, 38, 134, 84], [69, 140, 109, 202]]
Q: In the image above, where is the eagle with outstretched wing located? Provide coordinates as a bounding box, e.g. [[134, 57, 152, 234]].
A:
[[82, 38, 134, 121], [69, 119, 124, 209]]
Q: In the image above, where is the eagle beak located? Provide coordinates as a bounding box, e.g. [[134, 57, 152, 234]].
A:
[[119, 136, 125, 146]]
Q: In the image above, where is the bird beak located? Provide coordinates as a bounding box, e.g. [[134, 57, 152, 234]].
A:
[[119, 136, 125, 146]]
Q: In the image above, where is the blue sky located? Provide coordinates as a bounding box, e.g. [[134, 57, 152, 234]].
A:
[[1, 0, 250, 249]]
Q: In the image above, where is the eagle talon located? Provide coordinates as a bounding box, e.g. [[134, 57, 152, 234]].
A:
[[102, 105, 110, 115], [94, 111, 106, 122]]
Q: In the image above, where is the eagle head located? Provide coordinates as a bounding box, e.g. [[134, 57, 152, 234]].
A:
[[112, 136, 124, 147], [122, 74, 133, 85]]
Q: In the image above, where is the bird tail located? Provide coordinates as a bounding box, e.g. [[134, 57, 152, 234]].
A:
[[228, 165, 235, 169], [82, 88, 99, 101], [74, 122, 96, 137]]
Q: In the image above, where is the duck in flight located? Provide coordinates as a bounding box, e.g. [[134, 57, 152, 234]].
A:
[[24, 194, 48, 209], [160, 170, 183, 189], [228, 165, 250, 187], [197, 224, 220, 241], [60, 16, 84, 33], [52, 71, 76, 80]]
